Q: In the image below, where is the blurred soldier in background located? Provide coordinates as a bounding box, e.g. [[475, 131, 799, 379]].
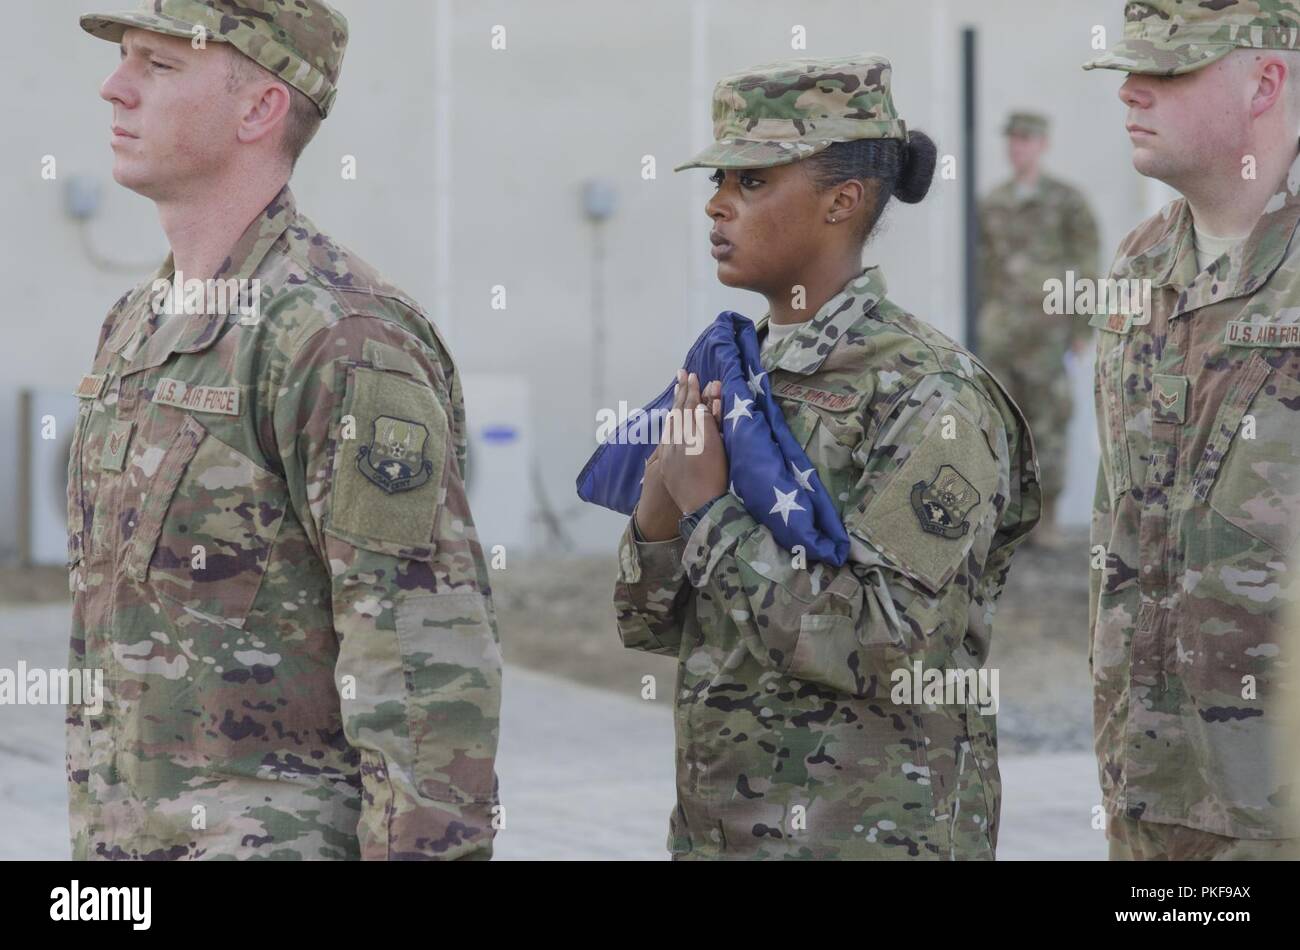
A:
[[978, 112, 1100, 548], [1084, 0, 1300, 860], [67, 0, 501, 860]]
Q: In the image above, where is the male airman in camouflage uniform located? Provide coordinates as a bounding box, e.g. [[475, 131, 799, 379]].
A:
[[614, 56, 1041, 859], [67, 0, 501, 859], [1084, 0, 1300, 859], [978, 112, 1100, 547]]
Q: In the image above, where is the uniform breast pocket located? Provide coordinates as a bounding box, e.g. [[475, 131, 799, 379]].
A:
[[1096, 342, 1135, 502], [777, 399, 862, 511], [781, 401, 821, 452], [66, 405, 91, 570], [124, 415, 288, 628], [1198, 355, 1300, 554]]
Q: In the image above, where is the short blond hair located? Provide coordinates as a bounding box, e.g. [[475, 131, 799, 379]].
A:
[[224, 47, 322, 169]]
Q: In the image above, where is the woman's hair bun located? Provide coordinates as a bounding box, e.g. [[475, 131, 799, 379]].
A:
[[895, 130, 937, 205]]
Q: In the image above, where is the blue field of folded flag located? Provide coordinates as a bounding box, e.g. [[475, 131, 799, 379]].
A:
[[575, 312, 850, 566]]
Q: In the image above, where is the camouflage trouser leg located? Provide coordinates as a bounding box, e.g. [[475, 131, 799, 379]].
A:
[[983, 357, 1072, 504], [1107, 814, 1300, 860]]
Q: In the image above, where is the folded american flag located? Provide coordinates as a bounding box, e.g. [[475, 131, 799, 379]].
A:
[[576, 312, 850, 566]]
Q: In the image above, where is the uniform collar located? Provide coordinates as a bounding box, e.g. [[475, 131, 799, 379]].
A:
[[215, 184, 298, 282], [1009, 175, 1048, 204], [105, 185, 298, 372], [756, 265, 886, 375], [985, 175, 1048, 208], [1120, 151, 1300, 318]]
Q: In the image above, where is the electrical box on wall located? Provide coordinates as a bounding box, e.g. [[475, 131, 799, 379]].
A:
[[20, 390, 79, 567]]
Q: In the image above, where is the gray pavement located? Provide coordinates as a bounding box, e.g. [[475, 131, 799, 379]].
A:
[[497, 666, 1105, 860], [1, 604, 1104, 860], [0, 605, 73, 861]]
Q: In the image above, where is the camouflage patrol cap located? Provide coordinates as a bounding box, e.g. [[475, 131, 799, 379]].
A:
[[674, 54, 908, 172], [80, 0, 347, 117], [1084, 0, 1300, 76], [1004, 112, 1049, 137]]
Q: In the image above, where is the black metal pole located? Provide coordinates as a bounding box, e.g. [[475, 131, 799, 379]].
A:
[[962, 26, 979, 354]]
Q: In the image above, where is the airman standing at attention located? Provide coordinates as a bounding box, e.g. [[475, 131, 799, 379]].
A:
[[1083, 0, 1300, 859], [613, 54, 1040, 860], [68, 0, 502, 860]]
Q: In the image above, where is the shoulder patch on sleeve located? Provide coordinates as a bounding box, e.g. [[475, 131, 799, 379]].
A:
[[849, 399, 1000, 593], [327, 365, 448, 558]]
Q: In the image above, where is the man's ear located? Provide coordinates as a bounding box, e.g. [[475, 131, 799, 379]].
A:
[[236, 80, 293, 147], [1251, 56, 1288, 121]]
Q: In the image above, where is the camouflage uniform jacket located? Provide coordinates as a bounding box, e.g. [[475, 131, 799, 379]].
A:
[[614, 266, 1041, 859], [66, 186, 502, 860], [978, 174, 1100, 359], [1090, 153, 1300, 840]]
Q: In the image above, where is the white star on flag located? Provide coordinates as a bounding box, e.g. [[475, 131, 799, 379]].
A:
[[724, 393, 754, 432], [769, 486, 805, 525], [746, 364, 767, 397], [790, 462, 815, 492]]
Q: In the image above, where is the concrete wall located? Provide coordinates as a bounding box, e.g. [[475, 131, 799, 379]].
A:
[[0, 0, 1149, 560]]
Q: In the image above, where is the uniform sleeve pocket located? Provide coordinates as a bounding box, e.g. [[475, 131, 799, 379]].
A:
[[789, 611, 861, 689], [395, 590, 502, 803], [786, 570, 900, 693]]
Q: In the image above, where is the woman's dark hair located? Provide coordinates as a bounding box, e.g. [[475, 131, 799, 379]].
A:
[[804, 130, 938, 242]]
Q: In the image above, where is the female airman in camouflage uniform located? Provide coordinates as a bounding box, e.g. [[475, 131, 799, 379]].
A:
[[614, 54, 1041, 860]]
